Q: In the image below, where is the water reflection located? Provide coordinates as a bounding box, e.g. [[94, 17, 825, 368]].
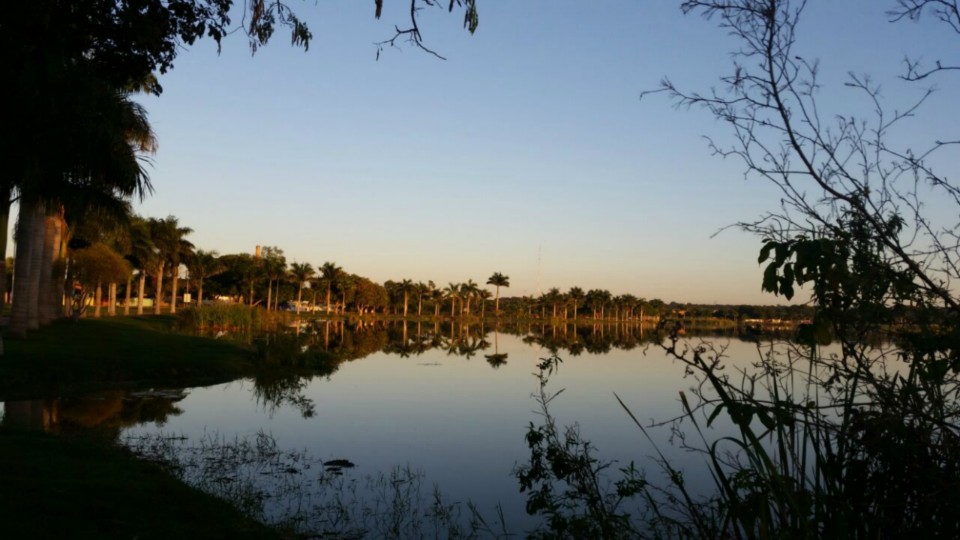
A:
[[2, 389, 186, 434], [2, 321, 781, 433], [224, 320, 752, 420]]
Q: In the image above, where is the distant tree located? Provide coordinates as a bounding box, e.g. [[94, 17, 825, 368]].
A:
[[486, 272, 510, 316], [461, 279, 480, 316], [568, 287, 585, 321], [319, 262, 341, 314], [478, 289, 493, 319], [443, 283, 461, 318], [288, 262, 315, 315], [354, 277, 388, 315], [186, 249, 224, 306], [261, 247, 287, 312], [70, 244, 131, 319], [334, 272, 355, 314], [148, 216, 193, 314], [430, 283, 444, 318], [398, 279, 418, 318], [415, 281, 430, 317]]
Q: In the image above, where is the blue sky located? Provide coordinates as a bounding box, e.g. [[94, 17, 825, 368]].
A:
[[116, 0, 960, 304]]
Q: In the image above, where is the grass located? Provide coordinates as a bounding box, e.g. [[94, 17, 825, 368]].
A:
[[0, 427, 282, 539], [0, 316, 258, 400]]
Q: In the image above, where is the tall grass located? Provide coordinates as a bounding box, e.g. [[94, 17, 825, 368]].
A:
[[515, 320, 960, 539], [125, 431, 511, 538], [177, 305, 306, 334]]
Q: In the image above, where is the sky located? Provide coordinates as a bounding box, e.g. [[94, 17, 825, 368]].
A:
[[101, 0, 960, 304]]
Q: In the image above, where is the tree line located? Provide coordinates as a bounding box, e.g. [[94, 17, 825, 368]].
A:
[[31, 208, 813, 326]]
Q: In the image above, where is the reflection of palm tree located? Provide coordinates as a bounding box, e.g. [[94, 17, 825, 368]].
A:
[[486, 272, 510, 316], [484, 330, 509, 368]]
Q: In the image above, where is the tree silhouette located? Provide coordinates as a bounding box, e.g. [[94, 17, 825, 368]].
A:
[[486, 272, 510, 316]]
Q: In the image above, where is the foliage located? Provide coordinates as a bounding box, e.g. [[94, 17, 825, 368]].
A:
[[70, 243, 132, 288], [126, 431, 509, 538], [516, 355, 649, 539], [177, 304, 263, 332]]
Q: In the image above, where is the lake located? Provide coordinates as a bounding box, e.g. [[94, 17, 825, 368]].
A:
[[1, 320, 774, 535]]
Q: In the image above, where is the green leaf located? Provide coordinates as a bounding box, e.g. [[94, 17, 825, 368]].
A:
[[707, 403, 725, 426], [758, 241, 775, 264]]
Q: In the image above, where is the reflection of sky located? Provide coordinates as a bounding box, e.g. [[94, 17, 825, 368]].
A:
[[122, 334, 822, 531]]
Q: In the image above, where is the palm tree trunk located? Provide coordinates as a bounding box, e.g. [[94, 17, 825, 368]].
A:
[[154, 265, 164, 315], [296, 284, 303, 315], [124, 276, 132, 315], [326, 286, 332, 314], [137, 272, 146, 315], [108, 282, 117, 316], [266, 280, 273, 312], [37, 215, 59, 325], [9, 201, 39, 338], [170, 267, 179, 314], [495, 287, 500, 316], [0, 186, 10, 309], [94, 281, 102, 318], [403, 293, 408, 318], [23, 204, 46, 331], [197, 278, 204, 306]]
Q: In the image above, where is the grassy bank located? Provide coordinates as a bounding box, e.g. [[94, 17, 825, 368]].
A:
[[0, 427, 281, 539], [0, 316, 257, 400]]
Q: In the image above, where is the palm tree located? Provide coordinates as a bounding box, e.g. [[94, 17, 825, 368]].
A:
[[486, 272, 510, 316], [186, 250, 224, 306], [462, 279, 480, 316], [443, 283, 460, 318], [545, 287, 562, 319], [399, 279, 415, 318], [9, 79, 155, 337], [479, 289, 493, 319], [120, 216, 156, 315], [148, 216, 192, 315], [415, 281, 430, 317], [568, 287, 585, 321], [262, 249, 287, 311], [289, 262, 315, 315], [430, 284, 444, 319], [319, 262, 341, 313], [334, 271, 354, 314]]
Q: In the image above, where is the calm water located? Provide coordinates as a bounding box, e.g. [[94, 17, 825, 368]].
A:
[[2, 321, 773, 533]]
